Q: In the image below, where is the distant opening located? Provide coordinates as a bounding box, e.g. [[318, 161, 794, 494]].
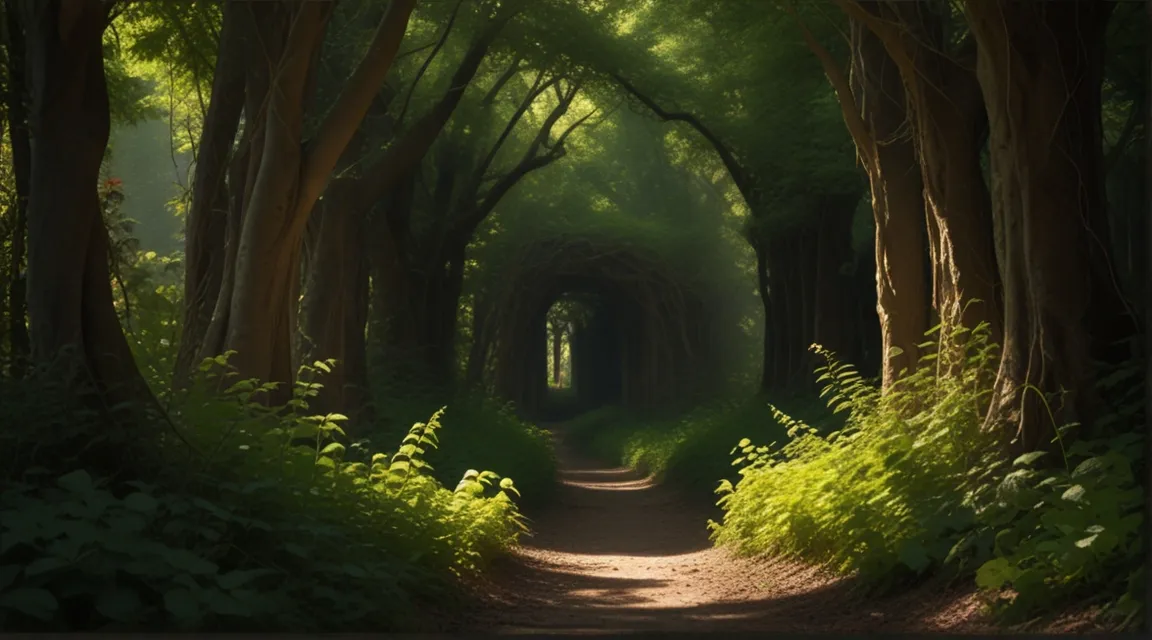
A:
[[539, 293, 614, 421]]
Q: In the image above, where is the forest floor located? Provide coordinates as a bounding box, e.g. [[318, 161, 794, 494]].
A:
[[455, 424, 1104, 636]]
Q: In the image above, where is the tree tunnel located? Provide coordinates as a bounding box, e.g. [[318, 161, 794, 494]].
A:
[[469, 238, 725, 421]]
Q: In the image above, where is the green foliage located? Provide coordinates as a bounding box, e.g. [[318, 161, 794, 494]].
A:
[[564, 396, 841, 496], [368, 384, 558, 508], [710, 327, 1144, 629], [0, 356, 528, 632], [958, 362, 1146, 627]]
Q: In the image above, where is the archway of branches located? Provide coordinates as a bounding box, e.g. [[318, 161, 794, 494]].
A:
[[470, 237, 722, 420]]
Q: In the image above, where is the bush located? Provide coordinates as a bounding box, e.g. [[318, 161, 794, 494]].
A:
[[0, 356, 528, 632], [711, 324, 1144, 629], [369, 388, 557, 508], [565, 397, 842, 496]]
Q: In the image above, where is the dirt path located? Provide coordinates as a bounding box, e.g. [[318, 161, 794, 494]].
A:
[[463, 426, 1049, 635], [459, 426, 1106, 635]]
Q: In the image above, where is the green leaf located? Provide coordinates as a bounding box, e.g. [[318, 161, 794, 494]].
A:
[[96, 588, 142, 622], [57, 469, 94, 493], [897, 540, 930, 573], [0, 588, 58, 620], [975, 557, 1019, 590], [217, 568, 277, 590], [25, 556, 69, 577], [1061, 485, 1087, 503], [164, 588, 200, 620], [1071, 456, 1108, 478], [1075, 534, 1098, 549], [123, 492, 159, 513], [320, 442, 345, 457], [161, 549, 218, 575], [1012, 451, 1047, 467], [0, 565, 22, 591]]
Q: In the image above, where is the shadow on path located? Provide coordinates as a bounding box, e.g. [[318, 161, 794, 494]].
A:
[[462, 425, 1027, 635]]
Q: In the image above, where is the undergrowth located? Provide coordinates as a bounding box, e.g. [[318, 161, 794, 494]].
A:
[[565, 396, 842, 496], [0, 354, 528, 632], [711, 323, 1145, 629], [369, 384, 557, 508]]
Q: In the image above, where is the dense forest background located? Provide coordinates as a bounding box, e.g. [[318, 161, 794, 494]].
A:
[[0, 0, 1146, 633]]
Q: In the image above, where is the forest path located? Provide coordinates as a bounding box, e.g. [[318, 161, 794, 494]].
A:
[[463, 424, 1008, 635]]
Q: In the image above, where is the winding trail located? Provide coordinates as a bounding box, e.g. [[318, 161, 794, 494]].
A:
[[462, 425, 1062, 635]]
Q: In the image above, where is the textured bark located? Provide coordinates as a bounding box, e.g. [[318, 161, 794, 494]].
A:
[[211, 0, 415, 391], [965, 0, 1132, 452], [20, 0, 152, 409], [175, 0, 246, 384], [2, 0, 29, 375], [845, 0, 1001, 359], [847, 19, 932, 387]]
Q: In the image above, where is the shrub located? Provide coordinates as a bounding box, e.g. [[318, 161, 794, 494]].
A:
[[0, 356, 528, 632], [368, 387, 557, 508], [711, 324, 1144, 628], [565, 398, 841, 496]]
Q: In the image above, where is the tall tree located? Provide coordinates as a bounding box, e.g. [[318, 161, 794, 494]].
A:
[[188, 0, 417, 395], [19, 0, 151, 409], [963, 0, 1136, 452]]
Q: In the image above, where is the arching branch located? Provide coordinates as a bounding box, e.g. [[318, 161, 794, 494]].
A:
[[609, 72, 758, 200], [395, 0, 463, 130]]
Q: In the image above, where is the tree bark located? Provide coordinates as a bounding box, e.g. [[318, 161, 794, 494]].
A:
[[209, 0, 415, 391], [795, 9, 931, 390], [844, 1, 1001, 362], [848, 17, 931, 387], [2, 0, 30, 376], [175, 0, 246, 384], [20, 0, 152, 409], [964, 0, 1133, 452], [812, 194, 860, 362]]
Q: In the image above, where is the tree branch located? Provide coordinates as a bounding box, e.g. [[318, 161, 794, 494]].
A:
[[395, 0, 463, 130], [610, 71, 758, 200], [295, 0, 417, 224], [786, 2, 876, 167], [346, 9, 514, 212]]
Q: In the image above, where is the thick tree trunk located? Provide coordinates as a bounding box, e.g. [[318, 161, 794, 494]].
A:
[[851, 1, 1001, 359], [175, 0, 246, 384], [848, 18, 932, 387], [21, 0, 152, 409], [812, 194, 860, 362], [299, 197, 361, 416], [213, 0, 415, 391], [965, 0, 1132, 452], [197, 2, 289, 368], [2, 0, 29, 375]]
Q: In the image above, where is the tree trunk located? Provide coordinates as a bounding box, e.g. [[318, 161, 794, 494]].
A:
[[209, 0, 415, 391], [175, 0, 246, 384], [551, 319, 562, 385], [848, 18, 932, 387], [850, 1, 1001, 359], [21, 0, 152, 410], [812, 195, 860, 361], [2, 0, 29, 376], [965, 0, 1133, 452]]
